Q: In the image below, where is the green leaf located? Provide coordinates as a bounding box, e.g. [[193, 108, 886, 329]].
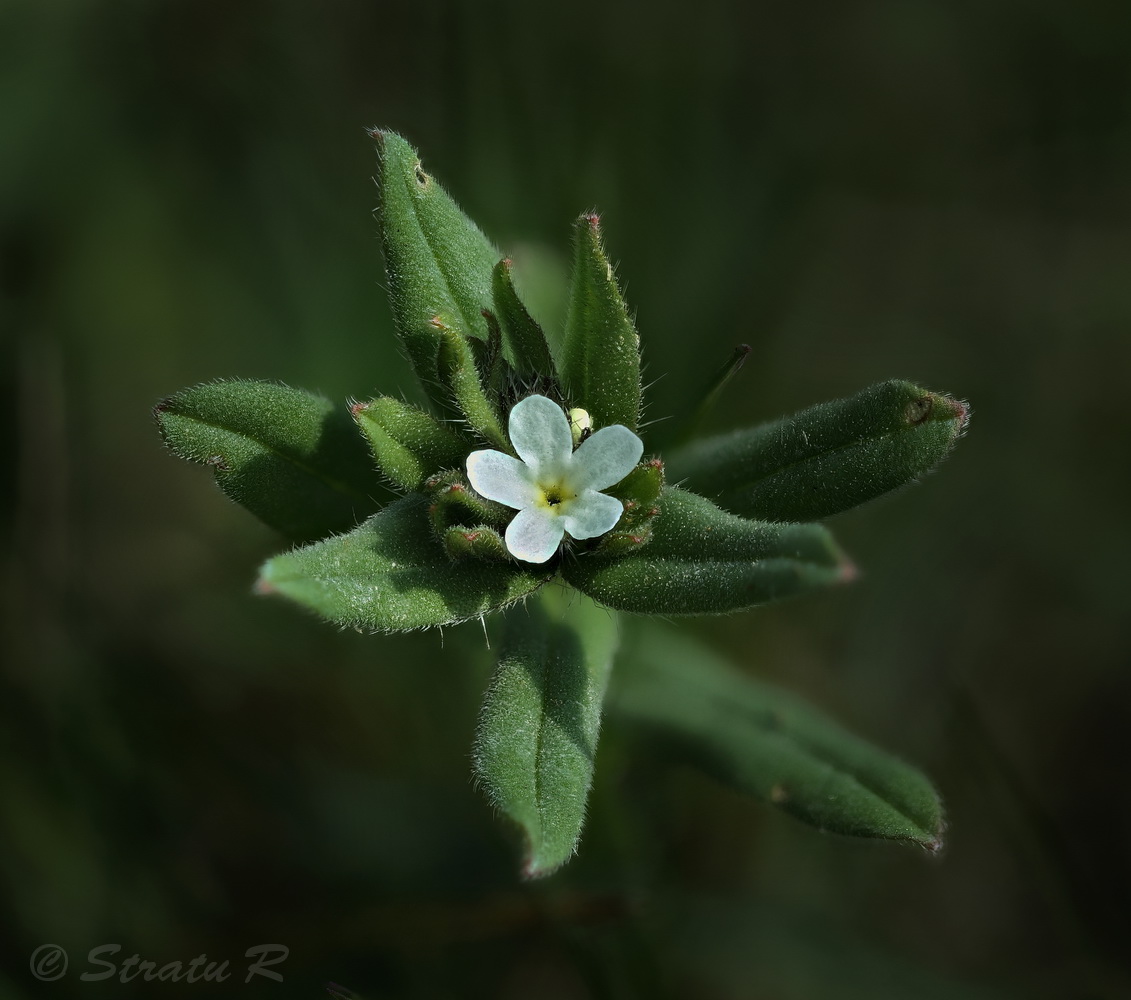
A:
[[667, 380, 970, 522], [372, 129, 501, 395], [559, 213, 642, 432], [257, 494, 550, 631], [474, 588, 619, 878], [491, 258, 556, 377], [155, 380, 386, 542], [563, 487, 851, 616], [351, 395, 470, 492], [611, 624, 945, 849], [434, 316, 508, 449]]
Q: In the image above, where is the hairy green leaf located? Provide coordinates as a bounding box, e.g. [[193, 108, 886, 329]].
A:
[[559, 214, 642, 431], [257, 494, 550, 631], [372, 129, 501, 395], [155, 380, 386, 542], [563, 487, 851, 615], [434, 316, 508, 449], [667, 380, 969, 521], [474, 588, 619, 878], [491, 258, 556, 377], [351, 395, 470, 492], [612, 625, 945, 849]]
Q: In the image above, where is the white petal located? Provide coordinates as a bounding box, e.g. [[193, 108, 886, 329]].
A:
[[570, 424, 644, 491], [508, 394, 572, 475], [505, 507, 566, 563], [562, 489, 624, 540], [466, 450, 539, 510]]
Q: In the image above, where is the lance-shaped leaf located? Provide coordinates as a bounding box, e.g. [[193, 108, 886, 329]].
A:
[[611, 625, 945, 849], [434, 316, 508, 449], [372, 129, 501, 393], [563, 487, 852, 616], [155, 380, 386, 542], [559, 214, 642, 432], [491, 258, 556, 377], [474, 589, 619, 878], [667, 380, 970, 522], [352, 396, 470, 493], [257, 494, 550, 631]]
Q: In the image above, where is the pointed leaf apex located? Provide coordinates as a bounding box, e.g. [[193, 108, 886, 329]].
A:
[[561, 214, 642, 431]]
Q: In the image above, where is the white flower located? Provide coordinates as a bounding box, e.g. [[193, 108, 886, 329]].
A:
[[465, 395, 644, 564]]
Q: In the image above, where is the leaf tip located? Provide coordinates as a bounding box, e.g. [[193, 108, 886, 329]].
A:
[[947, 395, 971, 433], [521, 850, 565, 881]]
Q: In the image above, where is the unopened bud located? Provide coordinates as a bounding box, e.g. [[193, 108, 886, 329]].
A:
[[568, 407, 593, 447]]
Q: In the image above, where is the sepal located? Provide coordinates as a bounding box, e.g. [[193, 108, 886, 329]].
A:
[[596, 458, 663, 554], [442, 525, 511, 563], [351, 395, 470, 492], [425, 469, 512, 534]]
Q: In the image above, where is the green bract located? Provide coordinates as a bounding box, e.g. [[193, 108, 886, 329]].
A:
[[156, 130, 969, 876]]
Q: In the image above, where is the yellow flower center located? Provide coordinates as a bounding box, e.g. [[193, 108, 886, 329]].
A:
[[536, 481, 576, 512]]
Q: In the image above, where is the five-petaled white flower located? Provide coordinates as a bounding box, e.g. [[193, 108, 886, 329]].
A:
[[466, 395, 644, 564]]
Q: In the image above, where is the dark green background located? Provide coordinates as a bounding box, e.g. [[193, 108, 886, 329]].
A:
[[3, 1, 1130, 997]]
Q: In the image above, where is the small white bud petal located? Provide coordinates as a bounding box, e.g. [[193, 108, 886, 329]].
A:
[[568, 407, 592, 447]]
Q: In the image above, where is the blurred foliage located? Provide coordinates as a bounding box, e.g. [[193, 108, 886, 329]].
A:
[[3, 0, 1131, 997]]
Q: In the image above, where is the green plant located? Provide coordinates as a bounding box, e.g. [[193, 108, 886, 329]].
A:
[[155, 131, 969, 878]]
